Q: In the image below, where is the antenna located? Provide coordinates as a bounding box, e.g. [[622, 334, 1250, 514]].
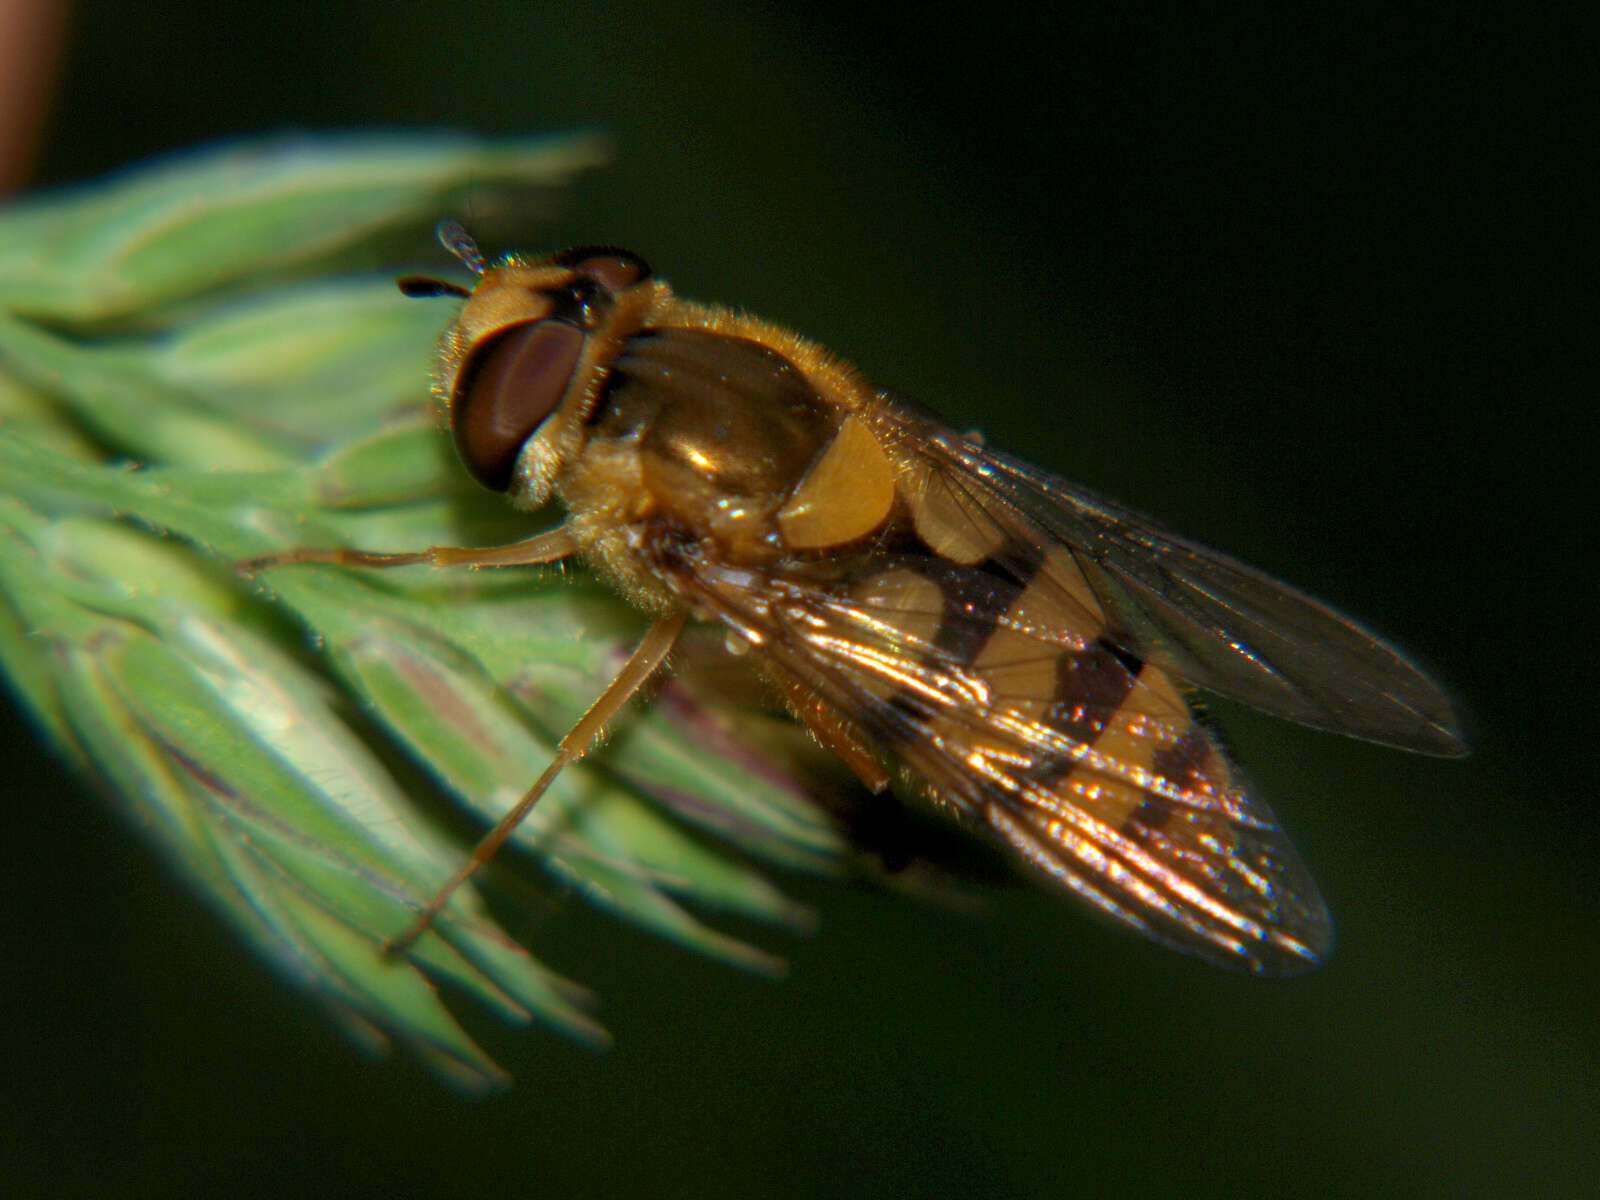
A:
[[396, 276, 470, 298], [436, 217, 487, 275]]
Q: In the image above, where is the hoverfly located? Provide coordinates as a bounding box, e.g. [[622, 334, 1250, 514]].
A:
[[254, 221, 1465, 976]]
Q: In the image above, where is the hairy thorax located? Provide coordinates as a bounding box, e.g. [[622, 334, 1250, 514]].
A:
[[556, 328, 846, 605]]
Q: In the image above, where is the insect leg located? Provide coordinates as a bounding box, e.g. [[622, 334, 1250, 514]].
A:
[[238, 526, 579, 572], [383, 607, 689, 954]]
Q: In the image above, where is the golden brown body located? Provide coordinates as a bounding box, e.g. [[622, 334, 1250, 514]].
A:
[[327, 229, 1468, 972]]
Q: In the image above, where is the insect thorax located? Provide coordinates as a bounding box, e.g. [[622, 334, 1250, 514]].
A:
[[557, 326, 845, 597]]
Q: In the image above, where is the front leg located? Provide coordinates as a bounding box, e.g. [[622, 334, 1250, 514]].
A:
[[238, 525, 579, 572]]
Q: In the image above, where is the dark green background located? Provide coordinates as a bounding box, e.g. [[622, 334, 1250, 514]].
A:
[[4, 4, 1591, 1196]]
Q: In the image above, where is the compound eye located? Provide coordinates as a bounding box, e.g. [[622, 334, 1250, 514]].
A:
[[451, 320, 586, 491], [553, 246, 653, 292]]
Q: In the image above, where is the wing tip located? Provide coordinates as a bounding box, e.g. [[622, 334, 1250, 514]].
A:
[[985, 797, 1336, 978], [1359, 698, 1471, 759], [1239, 907, 1334, 978]]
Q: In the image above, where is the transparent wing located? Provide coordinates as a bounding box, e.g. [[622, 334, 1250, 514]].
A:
[[671, 548, 1331, 976], [868, 400, 1467, 756]]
